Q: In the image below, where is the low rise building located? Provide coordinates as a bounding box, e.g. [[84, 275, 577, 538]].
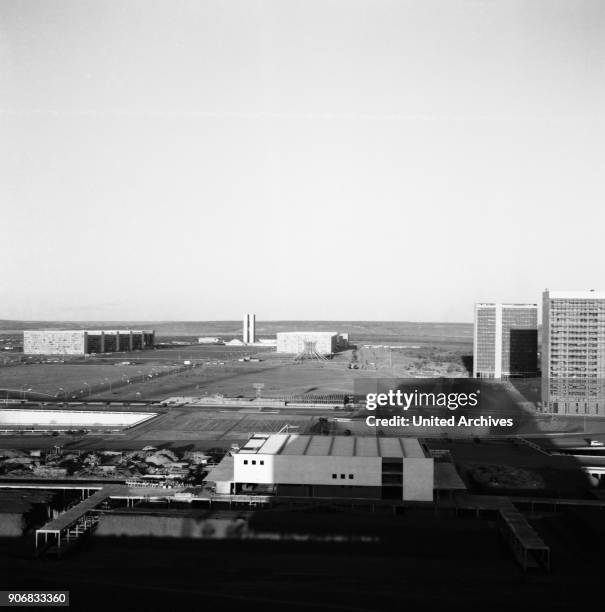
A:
[[24, 329, 155, 355], [276, 331, 339, 355], [207, 433, 434, 501]]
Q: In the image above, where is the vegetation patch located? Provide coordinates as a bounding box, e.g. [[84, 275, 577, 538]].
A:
[[466, 463, 545, 490]]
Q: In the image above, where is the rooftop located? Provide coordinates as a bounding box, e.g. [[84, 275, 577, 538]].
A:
[[276, 331, 338, 337], [475, 303, 537, 308], [544, 290, 605, 300], [238, 434, 427, 459], [205, 456, 234, 483]]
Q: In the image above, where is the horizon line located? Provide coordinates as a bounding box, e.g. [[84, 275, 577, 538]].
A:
[[0, 318, 474, 325]]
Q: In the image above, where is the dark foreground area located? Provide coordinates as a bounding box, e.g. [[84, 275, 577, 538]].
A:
[[2, 505, 605, 612]]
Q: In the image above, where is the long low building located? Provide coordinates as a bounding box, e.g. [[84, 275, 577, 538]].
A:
[[24, 329, 155, 355], [207, 433, 434, 501], [276, 331, 339, 354], [0, 408, 156, 428]]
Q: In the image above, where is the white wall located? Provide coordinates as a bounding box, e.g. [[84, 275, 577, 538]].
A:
[[24, 330, 86, 355], [234, 453, 381, 487], [276, 332, 337, 354], [233, 451, 434, 500], [402, 458, 434, 501]]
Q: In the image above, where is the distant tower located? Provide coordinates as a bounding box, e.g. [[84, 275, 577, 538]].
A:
[[243, 313, 256, 344]]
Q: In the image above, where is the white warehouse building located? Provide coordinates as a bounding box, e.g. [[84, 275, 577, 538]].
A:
[[276, 331, 339, 355], [208, 433, 434, 501]]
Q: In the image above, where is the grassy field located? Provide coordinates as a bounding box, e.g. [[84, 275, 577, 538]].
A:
[[0, 362, 178, 398], [90, 345, 273, 363], [354, 345, 470, 376], [120, 408, 317, 442], [0, 346, 276, 399], [103, 360, 364, 400], [82, 343, 473, 401]]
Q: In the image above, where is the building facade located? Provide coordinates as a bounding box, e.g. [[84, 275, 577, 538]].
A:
[[473, 303, 538, 378], [24, 330, 155, 355], [198, 337, 223, 344], [276, 331, 338, 354], [542, 290, 605, 415], [209, 433, 434, 501]]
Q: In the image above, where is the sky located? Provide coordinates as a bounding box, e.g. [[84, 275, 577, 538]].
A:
[[1, 0, 604, 322]]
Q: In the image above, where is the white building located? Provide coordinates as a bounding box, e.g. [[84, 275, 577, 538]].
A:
[[198, 337, 223, 344], [276, 331, 338, 355], [542, 290, 605, 415], [24, 330, 155, 355], [207, 433, 434, 501]]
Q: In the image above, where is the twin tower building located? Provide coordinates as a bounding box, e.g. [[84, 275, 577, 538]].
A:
[[474, 290, 605, 416]]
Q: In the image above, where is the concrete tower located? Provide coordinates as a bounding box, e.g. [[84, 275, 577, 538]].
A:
[[243, 313, 256, 344]]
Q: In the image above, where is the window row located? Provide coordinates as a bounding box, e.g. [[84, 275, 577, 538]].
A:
[[332, 473, 354, 480], [243, 459, 264, 465]]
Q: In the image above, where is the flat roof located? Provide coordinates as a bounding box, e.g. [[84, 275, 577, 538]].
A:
[[238, 434, 427, 458], [475, 303, 537, 308], [205, 456, 234, 483], [544, 290, 605, 300], [276, 331, 338, 337]]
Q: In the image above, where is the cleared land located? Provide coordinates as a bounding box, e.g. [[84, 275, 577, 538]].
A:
[[85, 343, 472, 401], [0, 362, 175, 398], [0, 346, 274, 399], [4, 348, 468, 402]]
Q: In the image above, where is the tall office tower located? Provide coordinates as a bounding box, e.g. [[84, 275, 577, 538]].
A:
[[243, 313, 256, 344], [542, 290, 605, 415], [473, 303, 538, 378]]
